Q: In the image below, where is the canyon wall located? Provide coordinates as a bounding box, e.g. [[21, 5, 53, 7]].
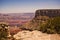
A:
[[21, 9, 60, 30]]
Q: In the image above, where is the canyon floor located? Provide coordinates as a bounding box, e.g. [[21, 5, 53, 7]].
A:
[[13, 30, 60, 40]]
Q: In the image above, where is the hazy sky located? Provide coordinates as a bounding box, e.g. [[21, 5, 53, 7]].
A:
[[0, 0, 60, 13]]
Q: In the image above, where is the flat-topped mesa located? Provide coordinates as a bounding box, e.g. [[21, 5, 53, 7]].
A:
[[35, 9, 60, 18], [20, 9, 60, 31]]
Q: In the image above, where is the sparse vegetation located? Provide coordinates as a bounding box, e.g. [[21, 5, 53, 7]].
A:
[[21, 16, 60, 34], [40, 16, 60, 34], [0, 23, 9, 40]]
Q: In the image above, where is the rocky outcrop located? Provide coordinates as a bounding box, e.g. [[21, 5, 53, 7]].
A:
[[13, 30, 50, 40], [20, 9, 60, 30], [13, 30, 60, 40]]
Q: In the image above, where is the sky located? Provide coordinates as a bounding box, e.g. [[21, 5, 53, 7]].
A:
[[0, 0, 60, 13]]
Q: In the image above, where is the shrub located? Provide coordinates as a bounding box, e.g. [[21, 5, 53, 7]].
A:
[[0, 23, 9, 40], [40, 16, 60, 34]]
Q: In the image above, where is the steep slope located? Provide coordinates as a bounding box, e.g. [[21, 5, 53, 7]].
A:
[[20, 9, 60, 30]]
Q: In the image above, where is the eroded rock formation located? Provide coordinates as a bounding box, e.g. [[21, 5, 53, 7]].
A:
[[20, 9, 60, 30]]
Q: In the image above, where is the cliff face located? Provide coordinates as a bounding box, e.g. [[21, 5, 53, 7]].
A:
[[35, 9, 60, 18], [21, 9, 60, 30], [34, 9, 60, 24]]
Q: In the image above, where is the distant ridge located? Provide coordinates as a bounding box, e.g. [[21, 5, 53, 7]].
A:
[[0, 13, 35, 27]]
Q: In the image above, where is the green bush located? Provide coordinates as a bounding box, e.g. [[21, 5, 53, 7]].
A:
[[40, 16, 60, 34]]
